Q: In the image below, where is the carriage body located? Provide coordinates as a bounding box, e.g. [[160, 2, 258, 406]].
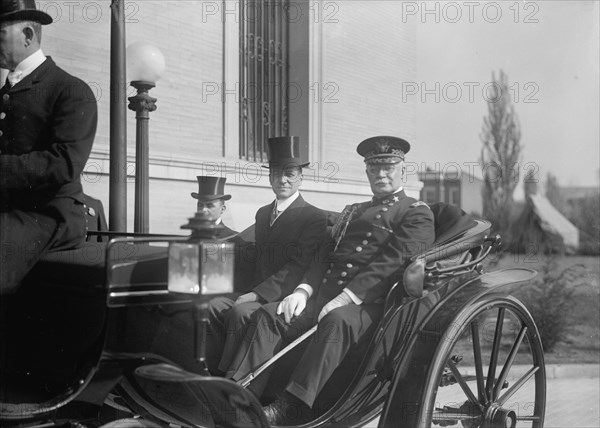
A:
[[0, 207, 546, 428]]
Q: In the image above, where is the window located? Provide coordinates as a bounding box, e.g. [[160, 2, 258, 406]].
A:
[[449, 188, 460, 206], [240, 0, 290, 161]]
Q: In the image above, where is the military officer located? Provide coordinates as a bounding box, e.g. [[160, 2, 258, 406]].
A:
[[225, 136, 435, 425]]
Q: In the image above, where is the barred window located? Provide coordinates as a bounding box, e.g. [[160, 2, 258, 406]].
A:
[[240, 0, 290, 162]]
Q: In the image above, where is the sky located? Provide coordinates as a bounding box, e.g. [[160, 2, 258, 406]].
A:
[[411, 0, 599, 198]]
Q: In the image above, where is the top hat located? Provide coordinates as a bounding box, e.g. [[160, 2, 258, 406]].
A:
[[0, 0, 53, 24], [263, 136, 309, 169], [191, 176, 231, 201], [356, 136, 411, 164]]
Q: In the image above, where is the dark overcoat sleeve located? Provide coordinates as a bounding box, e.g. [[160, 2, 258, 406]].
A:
[[0, 62, 97, 194]]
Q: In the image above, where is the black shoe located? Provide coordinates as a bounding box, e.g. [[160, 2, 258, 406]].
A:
[[262, 394, 312, 426]]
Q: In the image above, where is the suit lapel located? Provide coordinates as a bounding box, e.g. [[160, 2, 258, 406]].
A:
[[7, 57, 54, 95], [269, 195, 305, 231]]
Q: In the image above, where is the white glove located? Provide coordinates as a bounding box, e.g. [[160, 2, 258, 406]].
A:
[[277, 290, 308, 324], [318, 291, 354, 322], [235, 291, 259, 305]]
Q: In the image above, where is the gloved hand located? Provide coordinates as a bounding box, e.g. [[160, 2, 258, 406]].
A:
[[235, 291, 259, 305], [277, 290, 308, 324], [318, 291, 354, 322]]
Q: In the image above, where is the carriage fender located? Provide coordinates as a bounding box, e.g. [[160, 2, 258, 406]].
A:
[[378, 267, 537, 427]]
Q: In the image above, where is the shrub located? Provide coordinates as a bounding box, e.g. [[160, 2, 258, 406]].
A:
[[519, 256, 585, 352]]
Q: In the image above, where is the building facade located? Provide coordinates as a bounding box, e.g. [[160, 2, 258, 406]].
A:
[[419, 170, 483, 215], [20, 1, 421, 233]]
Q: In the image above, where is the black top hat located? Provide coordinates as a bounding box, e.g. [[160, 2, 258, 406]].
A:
[[1, 0, 53, 24], [356, 136, 411, 164], [263, 136, 309, 169], [191, 176, 231, 201]]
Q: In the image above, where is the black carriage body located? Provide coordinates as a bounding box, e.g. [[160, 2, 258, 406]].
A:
[[0, 207, 546, 428]]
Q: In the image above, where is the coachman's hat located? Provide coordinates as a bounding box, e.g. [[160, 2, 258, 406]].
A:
[[0, 0, 53, 24], [356, 136, 411, 164], [191, 176, 231, 201], [263, 136, 309, 169]]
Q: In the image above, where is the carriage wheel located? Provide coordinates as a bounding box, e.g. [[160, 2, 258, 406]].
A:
[[419, 294, 545, 428]]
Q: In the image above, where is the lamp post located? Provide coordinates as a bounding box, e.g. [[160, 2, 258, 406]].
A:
[[127, 42, 165, 233]]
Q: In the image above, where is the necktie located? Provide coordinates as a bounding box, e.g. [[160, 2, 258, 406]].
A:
[[6, 71, 21, 87], [270, 206, 280, 226]]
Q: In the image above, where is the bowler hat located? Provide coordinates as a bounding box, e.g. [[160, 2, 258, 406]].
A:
[[357, 136, 411, 164], [0, 0, 53, 24], [191, 176, 231, 201], [263, 136, 309, 169]]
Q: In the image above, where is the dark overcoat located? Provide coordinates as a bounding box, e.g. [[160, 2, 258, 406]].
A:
[[0, 57, 97, 292]]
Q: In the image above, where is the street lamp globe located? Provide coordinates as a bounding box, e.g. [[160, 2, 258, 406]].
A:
[[126, 41, 166, 84]]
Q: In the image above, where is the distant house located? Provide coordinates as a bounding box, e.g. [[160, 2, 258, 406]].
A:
[[419, 170, 483, 215]]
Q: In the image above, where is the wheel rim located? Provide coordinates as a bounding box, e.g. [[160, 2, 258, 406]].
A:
[[421, 295, 546, 428]]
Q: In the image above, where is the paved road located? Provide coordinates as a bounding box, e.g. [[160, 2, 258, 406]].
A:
[[365, 365, 600, 428]]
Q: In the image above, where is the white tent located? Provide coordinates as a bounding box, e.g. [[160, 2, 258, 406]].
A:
[[529, 194, 580, 250]]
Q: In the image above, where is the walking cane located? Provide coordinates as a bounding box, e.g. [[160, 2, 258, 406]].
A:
[[237, 324, 318, 388]]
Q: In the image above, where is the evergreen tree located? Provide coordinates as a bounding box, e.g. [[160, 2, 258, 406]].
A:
[[480, 70, 522, 235]]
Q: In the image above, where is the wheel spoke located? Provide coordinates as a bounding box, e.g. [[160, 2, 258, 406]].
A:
[[493, 324, 527, 400], [470, 320, 486, 404], [498, 366, 539, 406], [485, 307, 505, 401], [446, 359, 482, 409]]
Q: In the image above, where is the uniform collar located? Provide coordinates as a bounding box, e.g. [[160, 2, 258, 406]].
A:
[[371, 188, 404, 205]]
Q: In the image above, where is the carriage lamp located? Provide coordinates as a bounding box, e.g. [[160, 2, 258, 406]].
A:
[[167, 211, 235, 372], [127, 42, 166, 233]]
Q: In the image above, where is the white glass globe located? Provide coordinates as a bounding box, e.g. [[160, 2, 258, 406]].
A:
[[126, 42, 166, 83]]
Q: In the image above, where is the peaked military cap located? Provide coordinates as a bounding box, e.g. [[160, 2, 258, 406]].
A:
[[1, 0, 53, 24], [357, 136, 411, 164], [191, 176, 231, 201], [263, 136, 309, 169]]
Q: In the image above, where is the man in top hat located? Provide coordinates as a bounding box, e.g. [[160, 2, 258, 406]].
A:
[[0, 0, 97, 293], [208, 136, 327, 375], [191, 176, 237, 239], [225, 136, 435, 425]]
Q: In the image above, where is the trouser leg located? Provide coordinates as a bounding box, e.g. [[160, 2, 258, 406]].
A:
[[217, 300, 263, 372], [0, 210, 56, 294], [285, 303, 383, 408], [228, 302, 313, 398]]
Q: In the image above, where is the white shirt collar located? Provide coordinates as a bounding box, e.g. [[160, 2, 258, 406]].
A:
[[8, 49, 46, 85], [274, 191, 300, 213]]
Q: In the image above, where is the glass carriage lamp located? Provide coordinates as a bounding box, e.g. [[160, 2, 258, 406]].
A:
[[126, 42, 166, 233]]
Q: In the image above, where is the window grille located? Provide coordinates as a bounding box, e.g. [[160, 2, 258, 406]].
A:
[[240, 0, 289, 162]]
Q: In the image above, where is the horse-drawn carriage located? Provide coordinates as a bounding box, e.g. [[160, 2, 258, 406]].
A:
[[0, 202, 546, 428]]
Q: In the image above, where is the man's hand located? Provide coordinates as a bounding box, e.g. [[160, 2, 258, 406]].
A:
[[318, 291, 353, 322], [277, 290, 308, 324], [235, 292, 259, 305]]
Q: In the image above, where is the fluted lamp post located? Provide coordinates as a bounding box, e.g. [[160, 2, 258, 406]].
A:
[[127, 42, 165, 233]]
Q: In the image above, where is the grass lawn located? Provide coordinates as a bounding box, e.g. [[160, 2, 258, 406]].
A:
[[482, 254, 600, 365]]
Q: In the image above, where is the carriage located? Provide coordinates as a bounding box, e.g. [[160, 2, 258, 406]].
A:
[[0, 200, 546, 428]]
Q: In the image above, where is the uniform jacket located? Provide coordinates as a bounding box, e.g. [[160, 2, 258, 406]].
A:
[[251, 195, 327, 303], [306, 190, 435, 310], [0, 57, 97, 249]]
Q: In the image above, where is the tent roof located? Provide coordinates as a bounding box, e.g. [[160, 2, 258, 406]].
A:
[[529, 194, 579, 248]]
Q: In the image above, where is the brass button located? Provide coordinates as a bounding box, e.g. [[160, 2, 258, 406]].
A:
[[326, 269, 332, 274], [0, 112, 5, 119], [381, 208, 388, 212], [366, 232, 372, 238], [346, 263, 353, 268], [361, 240, 368, 245], [337, 280, 344, 286], [340, 271, 347, 277], [382, 200, 389, 204], [2, 94, 9, 101], [375, 214, 382, 219], [322, 278, 327, 283], [356, 246, 363, 252], [0, 130, 3, 137]]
